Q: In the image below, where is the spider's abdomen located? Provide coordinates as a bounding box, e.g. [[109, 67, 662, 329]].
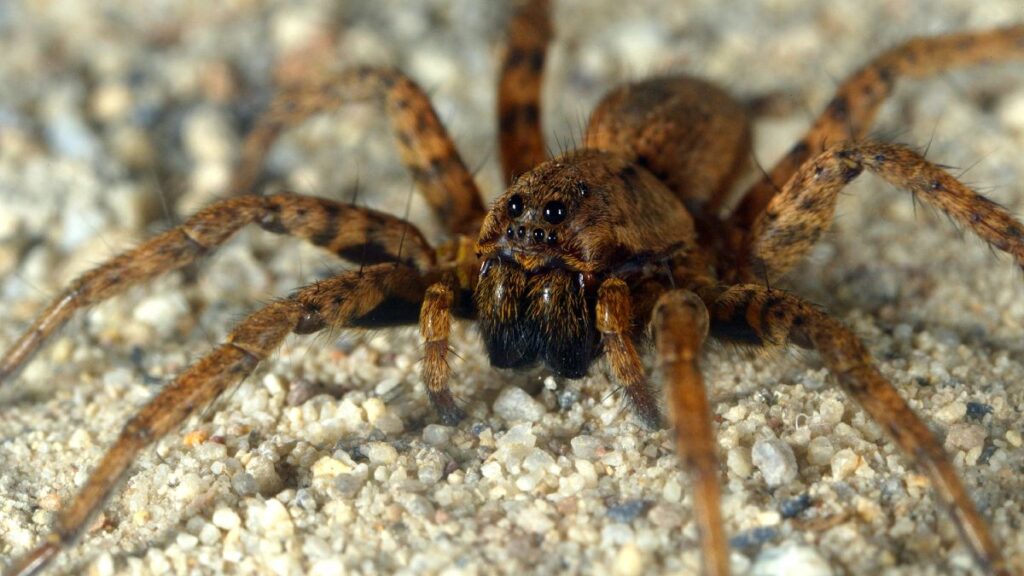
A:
[[475, 262, 600, 378]]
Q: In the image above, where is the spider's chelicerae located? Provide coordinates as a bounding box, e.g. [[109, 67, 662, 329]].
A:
[[2, 0, 1024, 574]]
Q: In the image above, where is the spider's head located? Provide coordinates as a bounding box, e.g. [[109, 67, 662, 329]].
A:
[[475, 149, 694, 274], [476, 163, 587, 272]]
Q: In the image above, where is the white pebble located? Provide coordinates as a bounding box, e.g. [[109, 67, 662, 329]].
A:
[[945, 423, 986, 452], [571, 435, 601, 459], [133, 292, 188, 335], [366, 442, 399, 465], [481, 461, 504, 480], [806, 436, 834, 466], [312, 456, 352, 479], [751, 438, 798, 487], [934, 401, 967, 425], [175, 532, 199, 551], [174, 472, 204, 503], [727, 448, 752, 477], [310, 559, 347, 576], [259, 499, 294, 538], [246, 456, 284, 496], [88, 552, 115, 576], [183, 106, 236, 163], [493, 386, 547, 422], [496, 424, 537, 449], [68, 428, 93, 450], [612, 542, 645, 576], [752, 543, 833, 576], [515, 506, 554, 534], [423, 424, 453, 446], [816, 398, 845, 427], [1006, 429, 1023, 448], [198, 522, 222, 546], [212, 507, 241, 531], [831, 448, 860, 481], [998, 89, 1024, 132]]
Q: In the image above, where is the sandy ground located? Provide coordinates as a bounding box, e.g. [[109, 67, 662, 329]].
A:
[[1, 0, 1023, 575]]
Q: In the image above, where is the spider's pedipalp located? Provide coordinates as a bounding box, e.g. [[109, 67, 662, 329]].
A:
[[0, 193, 434, 386], [420, 280, 466, 425], [4, 264, 428, 576], [596, 277, 662, 428], [745, 141, 1024, 280], [731, 25, 1024, 235], [234, 67, 486, 235], [709, 285, 1009, 576], [498, 0, 551, 184]]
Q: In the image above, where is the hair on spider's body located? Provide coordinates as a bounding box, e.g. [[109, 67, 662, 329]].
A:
[[2, 1, 1024, 575]]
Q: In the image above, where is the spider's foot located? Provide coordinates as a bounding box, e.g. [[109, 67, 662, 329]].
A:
[[625, 384, 664, 430], [428, 389, 466, 426]]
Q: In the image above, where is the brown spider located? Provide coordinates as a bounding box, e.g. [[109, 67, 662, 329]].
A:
[[2, 1, 1024, 574]]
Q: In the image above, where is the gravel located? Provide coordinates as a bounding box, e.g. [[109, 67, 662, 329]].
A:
[[1, 0, 1024, 575]]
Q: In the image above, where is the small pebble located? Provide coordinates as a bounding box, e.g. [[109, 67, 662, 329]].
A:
[[730, 526, 778, 550], [751, 543, 832, 576], [831, 449, 860, 481], [779, 494, 813, 519], [965, 402, 993, 421], [606, 500, 652, 523], [945, 423, 986, 452], [364, 442, 398, 465], [751, 437, 798, 487], [806, 436, 834, 466], [232, 472, 258, 497], [212, 507, 241, 531], [493, 385, 547, 422], [312, 456, 352, 479], [571, 435, 601, 459], [422, 424, 453, 446], [612, 542, 645, 576], [1007, 429, 1023, 448]]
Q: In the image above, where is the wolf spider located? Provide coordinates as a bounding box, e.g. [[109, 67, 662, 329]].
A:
[[2, 0, 1024, 574]]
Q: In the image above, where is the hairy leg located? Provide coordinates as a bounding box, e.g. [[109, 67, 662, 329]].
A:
[[231, 67, 486, 235], [741, 141, 1024, 280], [595, 278, 661, 428], [498, 0, 551, 184], [710, 285, 1008, 576], [652, 290, 726, 576], [419, 280, 465, 425], [0, 192, 434, 385], [730, 25, 1024, 235], [4, 264, 428, 576]]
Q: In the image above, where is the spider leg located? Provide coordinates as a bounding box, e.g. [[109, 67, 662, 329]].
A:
[[710, 285, 1008, 576], [651, 290, 727, 576], [498, 0, 551, 184], [729, 25, 1024, 235], [3, 264, 428, 576], [0, 192, 434, 385], [742, 141, 1024, 280], [231, 67, 486, 235], [595, 278, 662, 428], [420, 280, 466, 424]]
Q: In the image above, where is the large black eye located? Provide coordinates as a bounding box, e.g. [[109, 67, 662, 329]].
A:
[[507, 194, 524, 218], [543, 201, 567, 224]]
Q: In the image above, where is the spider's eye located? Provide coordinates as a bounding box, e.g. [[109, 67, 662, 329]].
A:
[[507, 194, 524, 218], [543, 201, 567, 224]]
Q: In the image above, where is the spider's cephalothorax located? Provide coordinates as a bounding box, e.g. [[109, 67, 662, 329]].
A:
[[3, 1, 1024, 575], [474, 149, 695, 378]]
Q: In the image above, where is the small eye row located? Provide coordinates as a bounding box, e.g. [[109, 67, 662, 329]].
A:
[[505, 224, 558, 245], [507, 194, 567, 225]]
